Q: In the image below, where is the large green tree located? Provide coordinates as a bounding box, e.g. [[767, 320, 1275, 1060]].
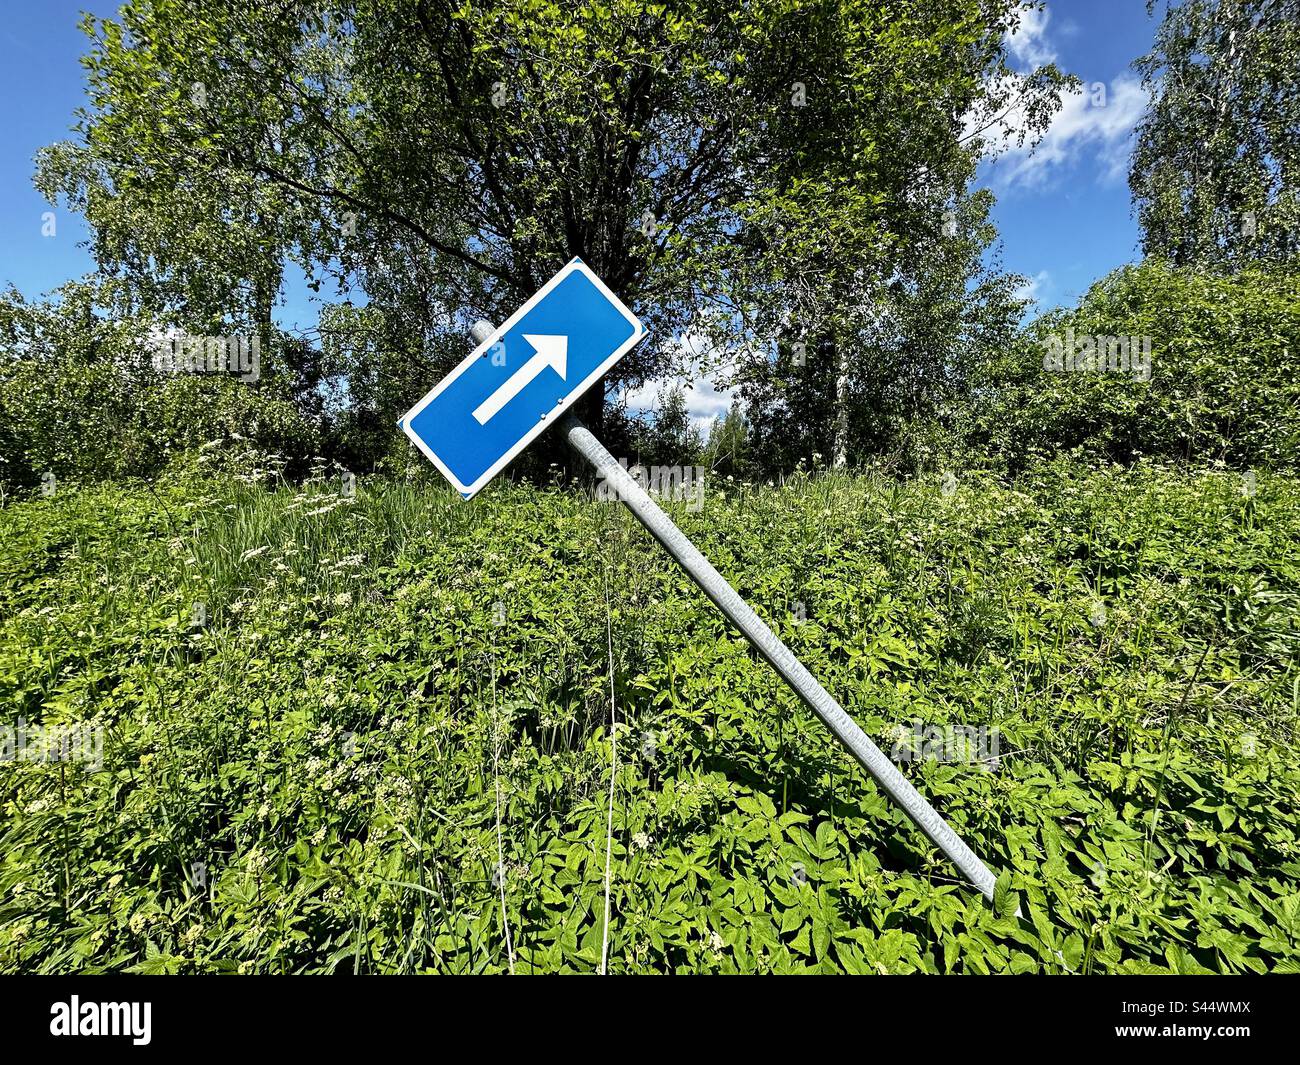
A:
[[735, 188, 1031, 474], [1130, 0, 1300, 269], [37, 0, 1066, 468], [710, 0, 1068, 470]]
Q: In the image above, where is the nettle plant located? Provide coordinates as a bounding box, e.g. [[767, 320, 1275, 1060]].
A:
[[1, 456, 1298, 973]]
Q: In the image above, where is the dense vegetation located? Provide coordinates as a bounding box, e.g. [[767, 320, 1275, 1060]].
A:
[[969, 261, 1300, 473], [3, 456, 1298, 973], [3, 0, 1299, 975]]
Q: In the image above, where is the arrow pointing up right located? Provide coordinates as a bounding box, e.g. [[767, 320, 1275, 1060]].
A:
[[520, 334, 568, 378], [472, 334, 568, 425]]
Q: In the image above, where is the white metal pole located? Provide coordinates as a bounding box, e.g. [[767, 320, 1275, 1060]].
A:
[[468, 320, 999, 902]]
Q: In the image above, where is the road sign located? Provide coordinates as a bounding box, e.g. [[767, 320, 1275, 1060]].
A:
[[398, 258, 644, 497], [399, 285, 1005, 906]]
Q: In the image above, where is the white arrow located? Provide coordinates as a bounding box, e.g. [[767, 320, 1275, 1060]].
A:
[[471, 334, 569, 425]]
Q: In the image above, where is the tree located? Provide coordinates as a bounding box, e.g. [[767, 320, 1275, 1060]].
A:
[[695, 1, 1068, 469], [37, 0, 1067, 472], [1130, 0, 1300, 269], [0, 279, 154, 486], [0, 279, 318, 488], [631, 383, 702, 467], [732, 187, 1035, 475], [967, 261, 1300, 470], [703, 402, 749, 479]]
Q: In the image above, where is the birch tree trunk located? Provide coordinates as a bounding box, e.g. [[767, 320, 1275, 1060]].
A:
[[832, 334, 849, 468]]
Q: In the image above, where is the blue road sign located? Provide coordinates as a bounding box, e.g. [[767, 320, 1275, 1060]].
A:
[[398, 258, 645, 497]]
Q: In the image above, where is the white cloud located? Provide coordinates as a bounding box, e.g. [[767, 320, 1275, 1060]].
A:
[[1005, 4, 1057, 70], [623, 332, 737, 430], [1015, 269, 1051, 304], [624, 371, 735, 430], [984, 73, 1147, 191], [972, 4, 1148, 191]]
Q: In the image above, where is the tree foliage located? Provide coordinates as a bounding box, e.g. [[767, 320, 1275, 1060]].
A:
[[35, 0, 1067, 455], [1130, 0, 1300, 269], [968, 260, 1300, 471], [0, 281, 317, 489]]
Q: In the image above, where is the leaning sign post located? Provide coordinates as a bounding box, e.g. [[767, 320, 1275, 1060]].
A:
[[399, 257, 1001, 903]]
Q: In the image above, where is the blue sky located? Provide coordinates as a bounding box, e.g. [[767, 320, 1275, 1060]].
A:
[[0, 1, 109, 302], [0, 0, 316, 325], [0, 0, 1161, 414], [984, 0, 1159, 311]]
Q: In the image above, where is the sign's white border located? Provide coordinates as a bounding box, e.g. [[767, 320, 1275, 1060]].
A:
[[398, 258, 644, 498]]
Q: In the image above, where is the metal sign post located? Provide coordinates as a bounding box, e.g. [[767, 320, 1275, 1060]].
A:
[[559, 412, 999, 901], [401, 266, 1001, 903]]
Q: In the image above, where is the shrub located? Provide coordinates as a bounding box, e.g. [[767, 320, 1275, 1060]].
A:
[[968, 262, 1300, 471], [0, 283, 318, 489]]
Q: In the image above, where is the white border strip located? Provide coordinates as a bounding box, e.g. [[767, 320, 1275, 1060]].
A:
[[398, 258, 644, 498]]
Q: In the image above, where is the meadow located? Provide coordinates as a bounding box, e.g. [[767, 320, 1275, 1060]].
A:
[[2, 451, 1298, 974]]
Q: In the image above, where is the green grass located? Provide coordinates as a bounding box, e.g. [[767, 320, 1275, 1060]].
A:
[[2, 456, 1299, 973]]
